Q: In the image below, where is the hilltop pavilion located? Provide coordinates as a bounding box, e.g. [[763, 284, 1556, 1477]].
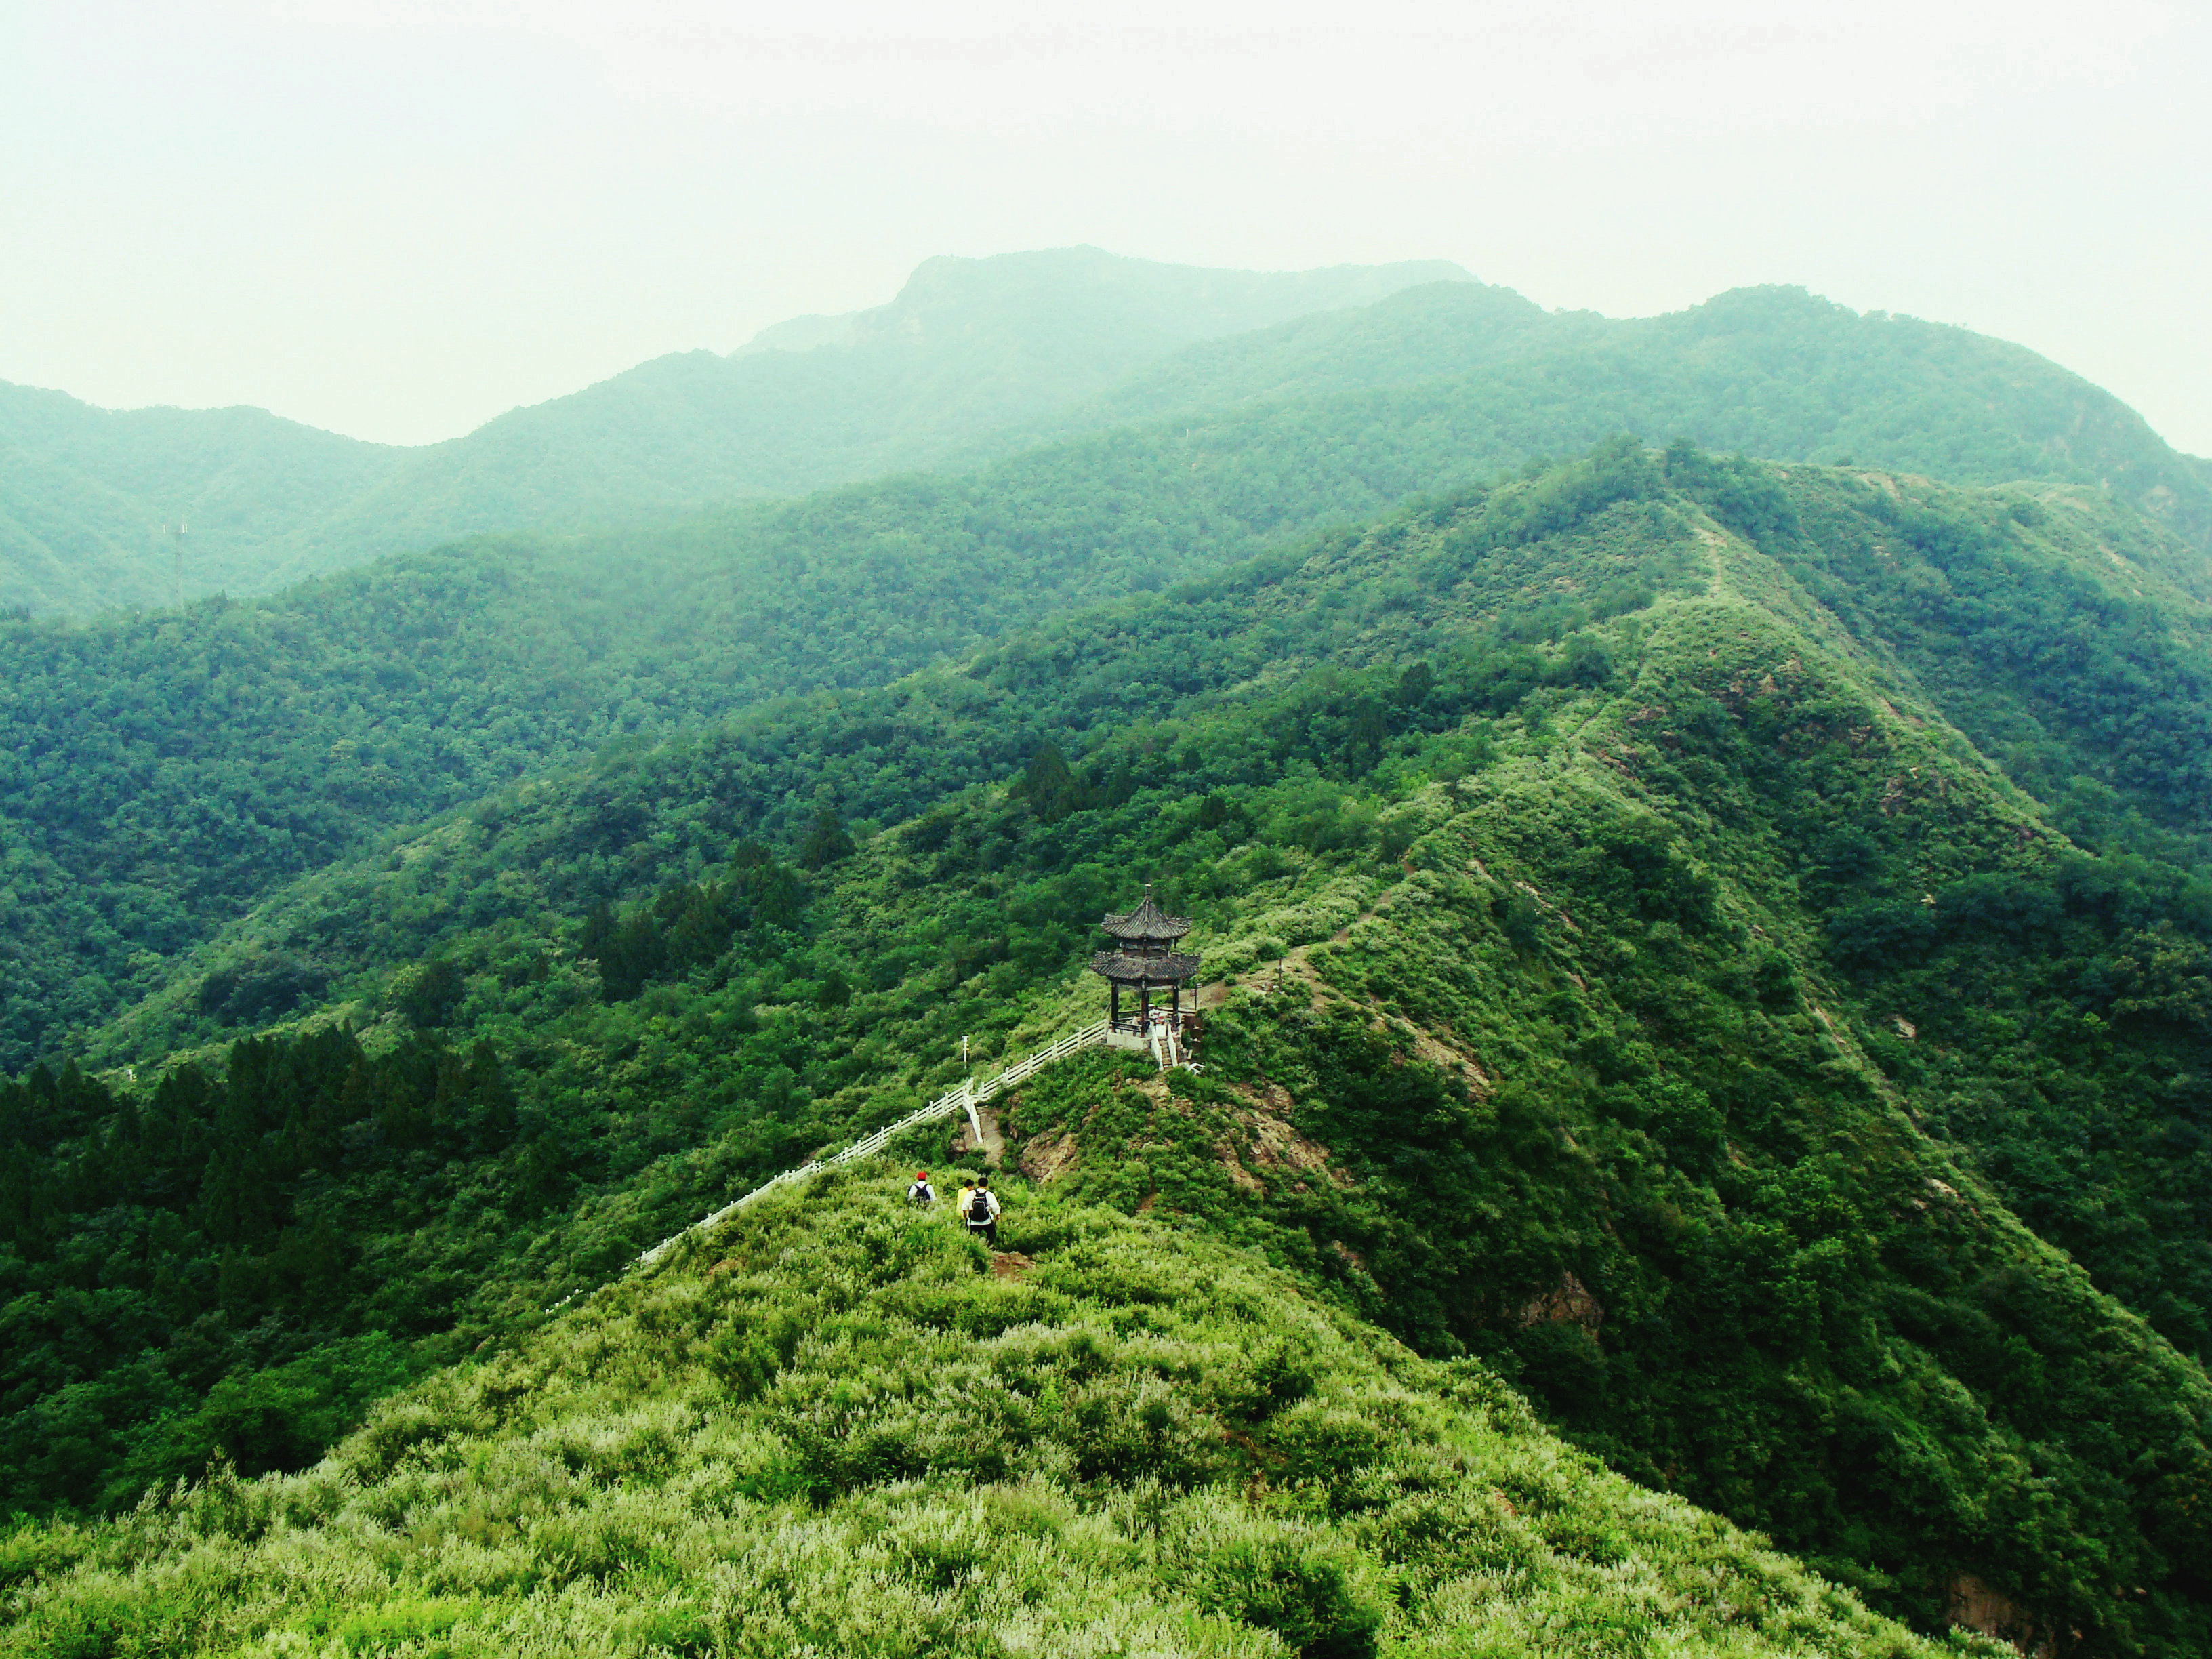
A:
[[1092, 885, 1202, 1065]]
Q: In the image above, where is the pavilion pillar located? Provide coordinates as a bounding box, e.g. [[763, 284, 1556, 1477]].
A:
[[1110, 983, 1120, 1029], [1139, 983, 1151, 1025]]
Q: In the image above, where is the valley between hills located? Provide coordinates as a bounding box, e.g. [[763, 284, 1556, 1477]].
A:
[[5, 254, 2212, 1657]]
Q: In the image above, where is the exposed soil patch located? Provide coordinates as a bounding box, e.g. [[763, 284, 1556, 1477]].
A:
[[989, 1252, 1035, 1279], [948, 1105, 1008, 1168], [1408, 1026, 1494, 1096], [1519, 1272, 1605, 1332], [1217, 1141, 1264, 1193], [1225, 1081, 1351, 1190], [1944, 1574, 2053, 1658], [1246, 1113, 1345, 1185], [1019, 1130, 1080, 1186]]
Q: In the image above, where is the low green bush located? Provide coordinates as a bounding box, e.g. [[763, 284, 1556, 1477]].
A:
[[0, 1178, 1975, 1658]]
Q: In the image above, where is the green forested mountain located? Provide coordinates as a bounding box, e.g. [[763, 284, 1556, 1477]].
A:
[[0, 386, 399, 616], [9, 445, 2212, 1654], [327, 247, 1474, 552], [0, 398, 1507, 1068], [9, 251, 2207, 623], [9, 315, 2211, 1073], [0, 250, 1468, 616], [996, 282, 2212, 554]]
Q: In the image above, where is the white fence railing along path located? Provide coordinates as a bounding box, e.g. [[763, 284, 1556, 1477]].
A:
[[626, 1019, 1112, 1272]]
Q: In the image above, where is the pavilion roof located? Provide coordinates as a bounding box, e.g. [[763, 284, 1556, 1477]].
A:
[[1101, 888, 1192, 942], [1090, 950, 1202, 984]]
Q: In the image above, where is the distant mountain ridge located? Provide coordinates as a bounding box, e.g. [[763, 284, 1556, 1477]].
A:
[[731, 247, 1477, 361], [0, 388, 398, 615], [4, 247, 2207, 618], [989, 281, 2212, 554], [0, 249, 1473, 615]]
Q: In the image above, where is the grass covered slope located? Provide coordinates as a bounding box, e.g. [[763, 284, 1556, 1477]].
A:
[[0, 1174, 1969, 1659]]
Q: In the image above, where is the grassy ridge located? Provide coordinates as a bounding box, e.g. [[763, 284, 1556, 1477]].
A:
[[0, 1176, 1975, 1658]]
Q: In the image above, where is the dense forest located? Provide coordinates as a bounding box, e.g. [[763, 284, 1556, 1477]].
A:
[[7, 367, 2209, 1076], [8, 443, 2212, 1653]]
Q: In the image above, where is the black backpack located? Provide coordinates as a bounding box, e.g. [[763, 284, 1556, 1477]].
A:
[[968, 1190, 994, 1225]]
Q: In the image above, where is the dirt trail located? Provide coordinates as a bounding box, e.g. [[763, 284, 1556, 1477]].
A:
[[951, 1105, 1008, 1168], [1246, 882, 1404, 1008]]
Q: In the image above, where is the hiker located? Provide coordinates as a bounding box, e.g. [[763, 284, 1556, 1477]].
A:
[[964, 1174, 1002, 1246], [907, 1170, 936, 1207]]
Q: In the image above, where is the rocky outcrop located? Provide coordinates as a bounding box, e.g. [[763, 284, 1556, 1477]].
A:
[[1518, 1273, 1605, 1332], [1944, 1574, 2055, 1658]]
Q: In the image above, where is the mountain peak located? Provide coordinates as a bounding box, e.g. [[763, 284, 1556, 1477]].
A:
[[735, 246, 1477, 360]]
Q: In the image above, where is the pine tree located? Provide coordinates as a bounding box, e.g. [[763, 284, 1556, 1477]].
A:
[[800, 806, 856, 870], [1023, 742, 1086, 823]]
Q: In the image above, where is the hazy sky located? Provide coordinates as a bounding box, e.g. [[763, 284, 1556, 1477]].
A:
[[5, 1, 2208, 453]]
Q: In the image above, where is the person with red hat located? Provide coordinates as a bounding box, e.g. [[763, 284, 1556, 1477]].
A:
[[906, 1170, 936, 1208]]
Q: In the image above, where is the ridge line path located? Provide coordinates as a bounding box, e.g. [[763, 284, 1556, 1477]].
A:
[[543, 1017, 1143, 1313]]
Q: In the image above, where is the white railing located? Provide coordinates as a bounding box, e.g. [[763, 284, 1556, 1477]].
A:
[[626, 1018, 1113, 1272]]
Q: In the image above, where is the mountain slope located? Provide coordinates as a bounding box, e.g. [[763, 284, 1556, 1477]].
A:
[[14, 446, 2212, 1651], [344, 246, 1473, 533], [996, 283, 2212, 556], [0, 1179, 1968, 1659], [9, 327, 2210, 1073], [0, 249, 1469, 615], [0, 397, 1513, 1069], [990, 274, 1601, 432], [0, 385, 399, 615]]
